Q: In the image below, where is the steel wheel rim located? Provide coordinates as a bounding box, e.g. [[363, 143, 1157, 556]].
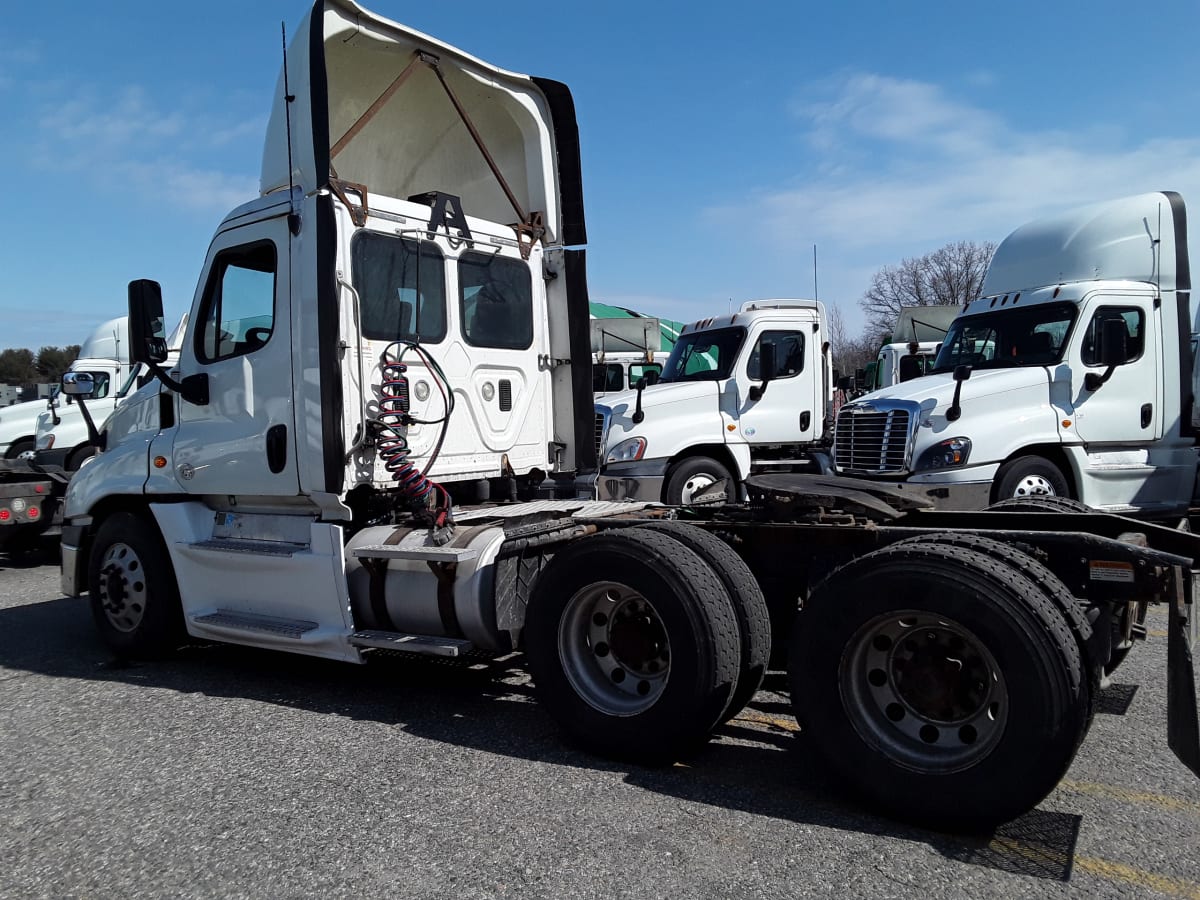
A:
[[1011, 474, 1056, 497], [679, 473, 717, 504], [97, 542, 148, 633], [840, 610, 1008, 773], [558, 580, 670, 716]]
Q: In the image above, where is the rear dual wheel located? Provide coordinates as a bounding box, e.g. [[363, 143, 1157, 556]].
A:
[[790, 540, 1088, 831], [525, 527, 743, 763]]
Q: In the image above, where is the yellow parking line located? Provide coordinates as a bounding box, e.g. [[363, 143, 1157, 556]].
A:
[[733, 710, 800, 732], [1058, 779, 1200, 815], [1073, 854, 1200, 900], [990, 837, 1200, 899]]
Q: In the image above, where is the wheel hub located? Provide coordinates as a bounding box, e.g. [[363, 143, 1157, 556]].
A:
[[97, 542, 148, 633], [841, 611, 1007, 773], [680, 474, 716, 504], [559, 582, 671, 716], [1011, 474, 1055, 497]]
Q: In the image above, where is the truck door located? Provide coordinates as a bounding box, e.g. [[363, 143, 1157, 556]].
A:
[[168, 212, 298, 495], [735, 327, 817, 445], [1069, 297, 1161, 443]]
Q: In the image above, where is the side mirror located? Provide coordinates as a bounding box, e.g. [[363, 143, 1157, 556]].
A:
[[61, 371, 95, 397], [759, 341, 779, 383], [1099, 319, 1129, 368], [129, 279, 168, 364], [837, 375, 853, 391], [946, 365, 972, 422], [749, 341, 778, 402], [1085, 319, 1131, 392], [643, 369, 660, 386]]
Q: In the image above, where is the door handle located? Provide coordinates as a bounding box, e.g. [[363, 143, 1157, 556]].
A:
[[799, 411, 811, 431], [266, 424, 288, 473], [1141, 403, 1153, 429]]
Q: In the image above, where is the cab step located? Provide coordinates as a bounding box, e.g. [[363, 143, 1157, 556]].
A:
[[350, 544, 479, 563], [191, 538, 305, 557], [193, 610, 318, 638], [349, 629, 474, 657]]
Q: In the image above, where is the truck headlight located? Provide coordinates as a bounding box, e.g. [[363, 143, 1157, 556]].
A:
[[915, 437, 971, 471], [605, 437, 647, 464]]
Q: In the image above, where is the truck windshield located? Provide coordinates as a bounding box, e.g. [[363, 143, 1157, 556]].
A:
[[931, 302, 1077, 372], [658, 327, 745, 383]]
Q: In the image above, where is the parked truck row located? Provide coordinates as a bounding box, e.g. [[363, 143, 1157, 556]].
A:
[[25, 0, 1199, 833]]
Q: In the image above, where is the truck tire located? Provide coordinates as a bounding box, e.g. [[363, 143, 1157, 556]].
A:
[[634, 520, 771, 722], [789, 540, 1086, 831], [893, 532, 1099, 742], [5, 438, 35, 461], [525, 528, 741, 763], [994, 455, 1070, 502], [66, 445, 99, 471], [88, 511, 186, 658], [665, 456, 732, 505], [987, 496, 1093, 514]]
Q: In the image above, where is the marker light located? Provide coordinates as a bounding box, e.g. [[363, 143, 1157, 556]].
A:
[[27, 506, 39, 520], [154, 456, 168, 469], [0, 509, 9, 522]]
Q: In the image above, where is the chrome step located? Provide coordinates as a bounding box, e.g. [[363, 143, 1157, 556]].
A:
[[350, 544, 479, 563], [191, 538, 305, 557], [349, 629, 474, 657], [193, 610, 318, 638]]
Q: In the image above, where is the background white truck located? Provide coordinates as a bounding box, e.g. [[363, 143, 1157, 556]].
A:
[[0, 317, 131, 460], [52, 0, 1200, 831], [589, 315, 668, 397], [595, 299, 834, 504], [834, 191, 1198, 517]]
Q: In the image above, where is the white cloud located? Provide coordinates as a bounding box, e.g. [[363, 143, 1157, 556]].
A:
[[26, 83, 262, 215], [710, 72, 1200, 332]]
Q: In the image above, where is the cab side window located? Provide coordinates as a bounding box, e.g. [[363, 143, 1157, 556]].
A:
[[459, 251, 533, 350], [197, 241, 277, 363], [1081, 306, 1144, 366], [747, 330, 805, 380]]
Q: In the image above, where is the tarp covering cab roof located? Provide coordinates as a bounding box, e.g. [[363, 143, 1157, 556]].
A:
[[261, 0, 585, 247]]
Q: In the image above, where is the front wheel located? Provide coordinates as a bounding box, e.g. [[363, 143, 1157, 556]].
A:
[[664, 456, 733, 505], [994, 455, 1070, 502], [525, 528, 741, 763], [5, 438, 35, 461], [88, 511, 185, 658]]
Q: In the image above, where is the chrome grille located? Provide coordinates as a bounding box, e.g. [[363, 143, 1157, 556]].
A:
[[833, 404, 914, 474], [594, 408, 611, 464]]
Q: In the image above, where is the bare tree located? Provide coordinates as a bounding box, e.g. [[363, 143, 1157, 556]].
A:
[[827, 303, 884, 379], [860, 240, 996, 337]]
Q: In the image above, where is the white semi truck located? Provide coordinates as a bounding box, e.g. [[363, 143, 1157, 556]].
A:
[[0, 317, 132, 460], [595, 300, 834, 504], [56, 0, 1200, 831], [590, 315, 666, 397], [833, 192, 1197, 517]]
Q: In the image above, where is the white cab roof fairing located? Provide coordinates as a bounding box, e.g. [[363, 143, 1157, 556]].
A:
[[982, 191, 1190, 297], [78, 317, 129, 365], [680, 299, 825, 336], [261, 0, 586, 247]]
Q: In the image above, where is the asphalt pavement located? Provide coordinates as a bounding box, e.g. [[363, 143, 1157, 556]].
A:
[[1, 549, 1198, 899]]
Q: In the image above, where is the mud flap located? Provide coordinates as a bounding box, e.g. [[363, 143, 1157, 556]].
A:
[[1168, 569, 1200, 777]]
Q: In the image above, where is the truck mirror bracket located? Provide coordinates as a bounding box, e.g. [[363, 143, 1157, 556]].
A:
[[146, 363, 209, 406]]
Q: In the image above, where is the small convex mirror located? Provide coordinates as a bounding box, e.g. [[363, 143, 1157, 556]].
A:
[[61, 371, 95, 397]]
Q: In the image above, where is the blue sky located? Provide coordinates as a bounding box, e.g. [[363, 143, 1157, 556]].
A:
[[3, 1, 1200, 352]]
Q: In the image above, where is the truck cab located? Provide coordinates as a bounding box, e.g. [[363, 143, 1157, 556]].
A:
[[833, 192, 1196, 516], [595, 299, 833, 504], [60, 0, 593, 655]]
